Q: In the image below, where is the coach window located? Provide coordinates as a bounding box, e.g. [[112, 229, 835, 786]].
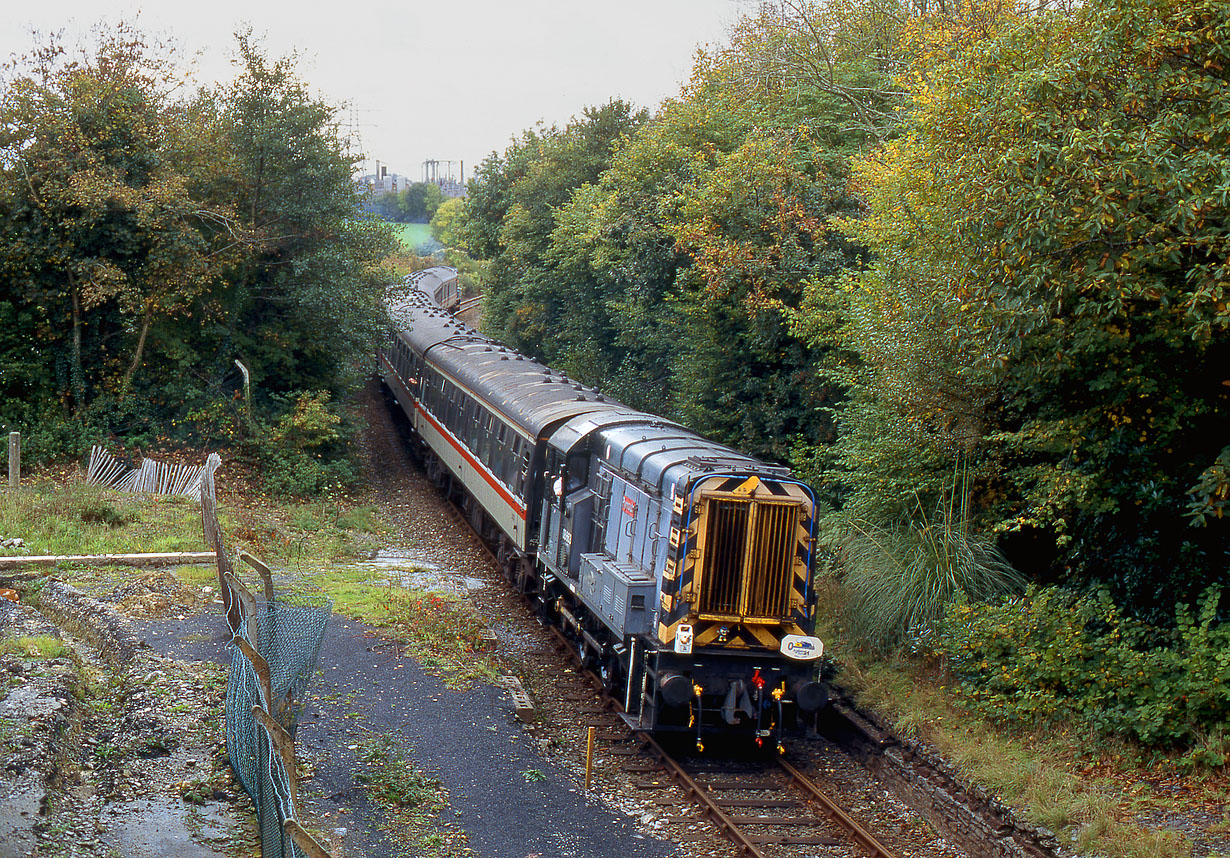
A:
[[487, 417, 502, 476], [484, 420, 498, 478], [476, 410, 491, 463], [491, 423, 509, 482], [454, 390, 468, 435], [430, 372, 443, 413], [411, 356, 424, 393], [461, 398, 476, 445], [474, 406, 488, 455], [424, 370, 435, 409], [449, 387, 463, 434], [445, 381, 460, 427], [512, 438, 528, 498]]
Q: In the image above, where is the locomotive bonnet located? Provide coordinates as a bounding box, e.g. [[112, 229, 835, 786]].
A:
[[380, 271, 829, 748]]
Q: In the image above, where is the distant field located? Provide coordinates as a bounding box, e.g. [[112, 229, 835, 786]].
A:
[[393, 222, 435, 251]]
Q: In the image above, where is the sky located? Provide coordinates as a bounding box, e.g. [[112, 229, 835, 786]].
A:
[[4, 0, 747, 183]]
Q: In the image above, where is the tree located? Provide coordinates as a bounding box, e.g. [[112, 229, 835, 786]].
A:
[[0, 24, 237, 414], [0, 25, 397, 464], [828, 0, 1230, 616], [429, 197, 466, 247], [198, 31, 397, 400], [459, 100, 649, 366]]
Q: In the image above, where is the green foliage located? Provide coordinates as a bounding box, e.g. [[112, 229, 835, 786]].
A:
[[0, 25, 396, 466], [370, 182, 445, 223], [938, 586, 1230, 748], [242, 392, 358, 497], [0, 636, 70, 660], [838, 469, 1025, 652], [354, 736, 472, 857], [462, 36, 873, 460], [429, 198, 466, 248], [0, 480, 202, 557], [1187, 446, 1230, 527], [463, 99, 650, 367], [823, 0, 1230, 617]]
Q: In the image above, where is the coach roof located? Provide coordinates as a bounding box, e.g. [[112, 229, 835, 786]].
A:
[[398, 303, 625, 437]]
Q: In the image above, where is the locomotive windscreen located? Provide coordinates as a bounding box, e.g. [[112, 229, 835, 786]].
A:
[[697, 497, 800, 621]]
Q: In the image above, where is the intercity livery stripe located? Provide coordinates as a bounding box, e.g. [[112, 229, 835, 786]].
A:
[[380, 354, 527, 520]]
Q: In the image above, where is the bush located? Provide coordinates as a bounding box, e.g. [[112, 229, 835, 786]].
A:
[[837, 471, 1025, 653], [938, 586, 1230, 747], [194, 390, 360, 498]]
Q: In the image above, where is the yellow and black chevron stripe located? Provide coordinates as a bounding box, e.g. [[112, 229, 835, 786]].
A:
[[658, 475, 814, 648]]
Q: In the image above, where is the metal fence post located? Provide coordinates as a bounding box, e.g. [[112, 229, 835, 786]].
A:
[[7, 432, 17, 489]]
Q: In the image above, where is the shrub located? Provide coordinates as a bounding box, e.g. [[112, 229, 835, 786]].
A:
[[837, 470, 1025, 653], [938, 586, 1230, 747], [206, 390, 360, 498]]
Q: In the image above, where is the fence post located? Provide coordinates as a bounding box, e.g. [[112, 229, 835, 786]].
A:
[[7, 432, 18, 489]]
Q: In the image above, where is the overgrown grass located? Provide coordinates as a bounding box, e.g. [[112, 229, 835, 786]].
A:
[[843, 657, 1205, 858], [0, 480, 204, 557], [835, 471, 1025, 653], [305, 562, 498, 689], [355, 735, 474, 858]]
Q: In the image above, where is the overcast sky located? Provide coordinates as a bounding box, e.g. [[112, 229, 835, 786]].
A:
[[4, 0, 746, 183]]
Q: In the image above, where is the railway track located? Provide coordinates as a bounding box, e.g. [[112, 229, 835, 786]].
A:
[[638, 733, 899, 858], [540, 623, 900, 858]]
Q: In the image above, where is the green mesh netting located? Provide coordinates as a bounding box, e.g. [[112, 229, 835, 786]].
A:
[[226, 593, 330, 858]]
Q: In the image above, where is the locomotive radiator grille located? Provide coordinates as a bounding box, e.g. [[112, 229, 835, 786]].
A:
[[697, 497, 799, 621]]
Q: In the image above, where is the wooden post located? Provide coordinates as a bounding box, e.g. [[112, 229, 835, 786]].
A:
[[584, 726, 596, 791], [7, 432, 18, 489]]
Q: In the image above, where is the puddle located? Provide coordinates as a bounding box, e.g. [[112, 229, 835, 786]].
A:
[[348, 549, 488, 596], [99, 796, 238, 858]]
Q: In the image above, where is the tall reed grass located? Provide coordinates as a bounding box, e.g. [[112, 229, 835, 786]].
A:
[[836, 465, 1024, 652]]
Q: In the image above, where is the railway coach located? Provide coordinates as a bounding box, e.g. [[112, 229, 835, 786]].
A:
[[379, 281, 829, 749]]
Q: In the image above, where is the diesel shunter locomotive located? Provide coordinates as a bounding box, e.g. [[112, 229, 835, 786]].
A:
[[379, 276, 829, 748]]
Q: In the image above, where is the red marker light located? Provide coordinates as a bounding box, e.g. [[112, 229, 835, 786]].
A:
[[751, 669, 765, 690]]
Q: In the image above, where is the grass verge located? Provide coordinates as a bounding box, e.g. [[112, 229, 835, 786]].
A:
[[0, 480, 204, 557], [841, 654, 1227, 858]]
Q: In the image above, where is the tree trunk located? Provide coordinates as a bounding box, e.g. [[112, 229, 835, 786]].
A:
[[69, 275, 85, 414], [120, 305, 152, 399]]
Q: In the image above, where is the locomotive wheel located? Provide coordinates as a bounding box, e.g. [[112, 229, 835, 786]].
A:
[[600, 651, 623, 695]]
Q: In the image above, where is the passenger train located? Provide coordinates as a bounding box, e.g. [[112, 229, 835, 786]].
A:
[[379, 270, 829, 748]]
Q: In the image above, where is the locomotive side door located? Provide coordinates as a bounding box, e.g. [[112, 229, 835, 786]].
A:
[[539, 448, 566, 572]]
